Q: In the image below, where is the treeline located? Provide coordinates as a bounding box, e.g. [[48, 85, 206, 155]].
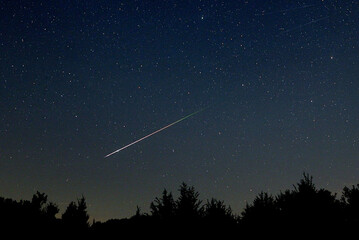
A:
[[1, 173, 359, 236], [0, 192, 89, 236]]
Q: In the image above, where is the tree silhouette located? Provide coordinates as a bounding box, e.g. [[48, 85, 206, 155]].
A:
[[30, 191, 59, 223], [175, 182, 204, 221], [204, 198, 236, 227], [341, 184, 359, 225], [62, 195, 89, 230], [150, 189, 176, 220], [0, 191, 60, 235], [275, 173, 341, 233], [31, 191, 48, 210], [241, 191, 278, 232], [3, 173, 359, 236], [44, 201, 59, 220]]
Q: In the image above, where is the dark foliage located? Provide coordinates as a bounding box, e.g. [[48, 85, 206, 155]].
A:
[[341, 184, 359, 225], [2, 173, 359, 237], [150, 189, 176, 221], [241, 191, 278, 228], [0, 191, 60, 236], [175, 182, 204, 221], [62, 195, 89, 231]]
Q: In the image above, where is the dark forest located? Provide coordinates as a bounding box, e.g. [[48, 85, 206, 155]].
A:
[[1, 173, 358, 237]]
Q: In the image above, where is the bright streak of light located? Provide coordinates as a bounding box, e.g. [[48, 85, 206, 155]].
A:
[[104, 108, 206, 158]]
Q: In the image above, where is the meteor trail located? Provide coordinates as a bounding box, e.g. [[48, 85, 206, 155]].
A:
[[255, 4, 319, 16], [281, 15, 329, 34], [104, 108, 206, 158]]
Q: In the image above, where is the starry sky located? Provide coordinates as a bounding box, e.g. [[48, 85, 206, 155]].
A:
[[1, 0, 359, 221]]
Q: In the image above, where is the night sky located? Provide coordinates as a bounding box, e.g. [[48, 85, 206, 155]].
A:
[[1, 0, 359, 221]]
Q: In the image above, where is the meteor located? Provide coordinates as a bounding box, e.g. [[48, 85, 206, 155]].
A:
[[104, 108, 206, 158], [255, 4, 318, 16]]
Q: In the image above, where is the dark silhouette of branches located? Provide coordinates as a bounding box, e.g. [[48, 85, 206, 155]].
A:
[[0, 191, 60, 235], [2, 173, 359, 236], [204, 197, 237, 232], [150, 189, 176, 221], [241, 191, 278, 229], [341, 184, 359, 225], [204, 198, 234, 221], [62, 195, 89, 231], [175, 182, 204, 221]]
